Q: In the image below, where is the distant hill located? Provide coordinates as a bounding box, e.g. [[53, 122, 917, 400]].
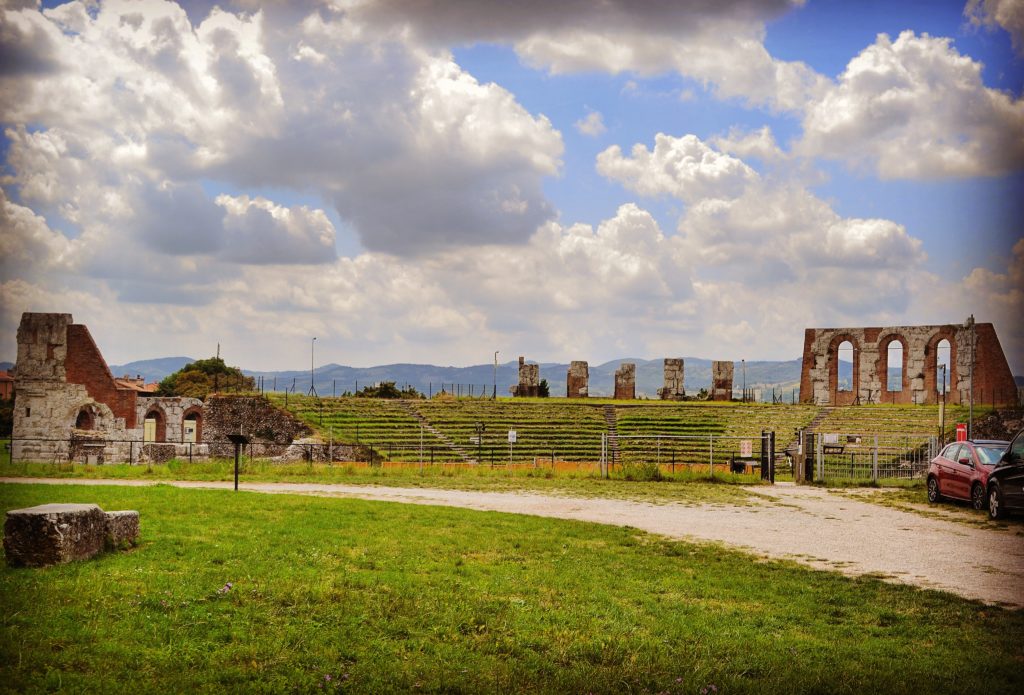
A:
[[0, 361, 12, 373], [108, 357, 195, 383]]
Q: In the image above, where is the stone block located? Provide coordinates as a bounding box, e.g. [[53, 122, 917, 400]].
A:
[[566, 361, 589, 398], [614, 363, 636, 400], [3, 503, 139, 567], [4, 503, 108, 567], [104, 510, 140, 549]]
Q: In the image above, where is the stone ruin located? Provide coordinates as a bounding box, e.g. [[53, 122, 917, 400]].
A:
[[711, 361, 734, 401], [658, 358, 685, 400], [511, 356, 540, 397], [566, 361, 589, 398], [614, 363, 636, 400], [4, 503, 139, 567], [799, 322, 1018, 405]]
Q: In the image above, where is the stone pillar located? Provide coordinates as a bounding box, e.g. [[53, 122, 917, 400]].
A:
[[711, 361, 734, 401], [511, 356, 540, 397], [614, 363, 636, 400], [658, 358, 685, 400], [566, 361, 589, 398]]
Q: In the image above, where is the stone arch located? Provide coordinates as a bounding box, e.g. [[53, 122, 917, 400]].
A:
[[143, 406, 167, 443], [75, 406, 96, 430], [182, 406, 203, 444], [878, 333, 909, 404], [828, 333, 861, 405], [924, 327, 958, 404]]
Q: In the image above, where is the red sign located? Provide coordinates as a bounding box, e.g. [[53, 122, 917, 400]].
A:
[[956, 423, 967, 442]]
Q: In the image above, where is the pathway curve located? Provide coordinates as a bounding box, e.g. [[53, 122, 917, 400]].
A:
[[2, 478, 1022, 607]]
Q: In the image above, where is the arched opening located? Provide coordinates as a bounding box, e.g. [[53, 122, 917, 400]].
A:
[[936, 338, 951, 396], [182, 408, 202, 444], [143, 408, 166, 443], [887, 341, 904, 392], [75, 408, 95, 430], [837, 341, 854, 392]]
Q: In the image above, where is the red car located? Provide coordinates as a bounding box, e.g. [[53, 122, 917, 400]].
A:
[[927, 439, 1009, 510]]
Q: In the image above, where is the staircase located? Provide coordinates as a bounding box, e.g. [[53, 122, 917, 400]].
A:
[[603, 404, 621, 467], [782, 406, 831, 456], [398, 401, 476, 464]]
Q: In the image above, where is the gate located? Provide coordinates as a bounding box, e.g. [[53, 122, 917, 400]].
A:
[[606, 431, 777, 482], [802, 431, 938, 483]]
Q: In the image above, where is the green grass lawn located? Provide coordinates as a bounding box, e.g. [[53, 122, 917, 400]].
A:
[[0, 459, 766, 505], [1, 483, 1021, 694]]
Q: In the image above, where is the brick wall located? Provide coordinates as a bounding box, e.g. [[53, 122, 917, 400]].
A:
[[65, 324, 138, 428]]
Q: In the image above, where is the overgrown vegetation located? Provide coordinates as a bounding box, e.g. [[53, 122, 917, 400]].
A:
[[350, 381, 422, 399], [0, 397, 12, 437], [1, 483, 1021, 694], [157, 357, 255, 399]]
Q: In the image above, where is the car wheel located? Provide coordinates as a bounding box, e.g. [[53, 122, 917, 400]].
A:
[[988, 484, 1007, 520], [927, 476, 941, 503], [971, 483, 986, 511]]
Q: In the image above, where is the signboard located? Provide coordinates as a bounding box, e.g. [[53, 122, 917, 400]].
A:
[[739, 440, 752, 458], [956, 423, 967, 442], [508, 430, 517, 444], [469, 436, 480, 445], [823, 433, 839, 445]]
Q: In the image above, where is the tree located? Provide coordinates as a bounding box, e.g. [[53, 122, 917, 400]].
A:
[[158, 357, 254, 399], [354, 381, 422, 399], [538, 379, 550, 398]]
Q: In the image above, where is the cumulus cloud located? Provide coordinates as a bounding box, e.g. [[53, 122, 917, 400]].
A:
[[353, 0, 826, 113], [217, 194, 336, 264], [597, 134, 758, 203], [965, 0, 1024, 52], [798, 31, 1024, 178], [710, 126, 784, 164], [575, 111, 607, 137]]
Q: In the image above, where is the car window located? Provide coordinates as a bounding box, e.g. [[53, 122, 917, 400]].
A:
[[1010, 434, 1024, 461], [943, 444, 961, 461], [976, 447, 1004, 465]]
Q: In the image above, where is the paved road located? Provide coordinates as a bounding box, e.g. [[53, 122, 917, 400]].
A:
[[3, 478, 1023, 607]]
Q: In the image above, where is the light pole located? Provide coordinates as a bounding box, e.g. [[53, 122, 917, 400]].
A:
[[742, 359, 746, 403], [308, 337, 318, 397], [965, 315, 975, 438], [493, 351, 499, 400]]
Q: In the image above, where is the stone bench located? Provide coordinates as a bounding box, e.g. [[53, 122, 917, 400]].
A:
[[3, 503, 139, 568]]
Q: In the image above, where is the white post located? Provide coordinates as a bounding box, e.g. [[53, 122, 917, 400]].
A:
[[709, 435, 714, 477], [872, 434, 878, 482], [329, 425, 333, 465], [419, 426, 424, 473]]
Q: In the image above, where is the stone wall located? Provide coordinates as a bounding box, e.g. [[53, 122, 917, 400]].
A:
[[711, 361, 734, 401], [566, 361, 589, 398], [202, 395, 312, 457], [614, 363, 636, 400], [658, 358, 685, 400], [798, 322, 1017, 406], [511, 356, 540, 397]]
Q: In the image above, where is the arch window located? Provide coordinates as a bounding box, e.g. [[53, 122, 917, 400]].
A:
[[143, 409, 166, 443], [887, 341, 904, 392], [936, 339, 952, 395], [183, 410, 202, 444], [75, 408, 95, 430], [837, 341, 854, 392]]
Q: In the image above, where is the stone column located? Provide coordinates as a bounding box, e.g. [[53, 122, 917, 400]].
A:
[[711, 361, 734, 401], [566, 361, 589, 398], [614, 363, 636, 400], [658, 358, 684, 400]]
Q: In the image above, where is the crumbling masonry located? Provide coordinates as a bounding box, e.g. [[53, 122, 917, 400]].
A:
[[711, 361, 734, 401], [566, 361, 589, 398], [658, 358, 685, 400], [799, 323, 1017, 406], [614, 363, 636, 400], [511, 356, 540, 397]]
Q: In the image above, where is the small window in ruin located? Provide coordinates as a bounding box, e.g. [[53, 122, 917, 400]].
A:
[[887, 342, 903, 391], [936, 339, 951, 395], [75, 409, 95, 430], [25, 407, 31, 418], [837, 340, 854, 392]]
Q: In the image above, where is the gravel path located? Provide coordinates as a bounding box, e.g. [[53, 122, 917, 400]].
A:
[[3, 478, 1023, 607]]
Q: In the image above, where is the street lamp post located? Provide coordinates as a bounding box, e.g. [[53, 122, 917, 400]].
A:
[[742, 359, 746, 403], [493, 351, 499, 400], [308, 337, 318, 397]]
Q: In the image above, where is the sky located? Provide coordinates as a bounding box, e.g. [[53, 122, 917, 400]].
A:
[[1, 0, 1022, 373]]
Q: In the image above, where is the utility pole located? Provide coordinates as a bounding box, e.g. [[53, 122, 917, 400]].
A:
[[966, 315, 975, 438], [741, 359, 746, 403], [308, 337, 318, 397], [939, 363, 947, 444], [493, 351, 499, 400]]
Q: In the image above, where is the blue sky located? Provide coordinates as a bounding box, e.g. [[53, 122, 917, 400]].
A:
[[1, 0, 1022, 373]]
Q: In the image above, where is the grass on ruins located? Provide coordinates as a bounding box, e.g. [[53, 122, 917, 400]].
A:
[[1, 483, 1022, 694]]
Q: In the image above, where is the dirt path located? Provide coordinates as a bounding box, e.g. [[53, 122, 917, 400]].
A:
[[3, 478, 1023, 607]]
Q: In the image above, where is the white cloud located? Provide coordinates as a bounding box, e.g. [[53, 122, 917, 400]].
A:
[[575, 111, 606, 137], [216, 194, 337, 264], [710, 126, 784, 164], [597, 134, 758, 203], [965, 0, 1024, 53], [798, 30, 1024, 179]]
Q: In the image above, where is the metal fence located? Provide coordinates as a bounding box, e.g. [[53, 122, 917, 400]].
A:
[[613, 432, 777, 480], [807, 432, 939, 482]]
